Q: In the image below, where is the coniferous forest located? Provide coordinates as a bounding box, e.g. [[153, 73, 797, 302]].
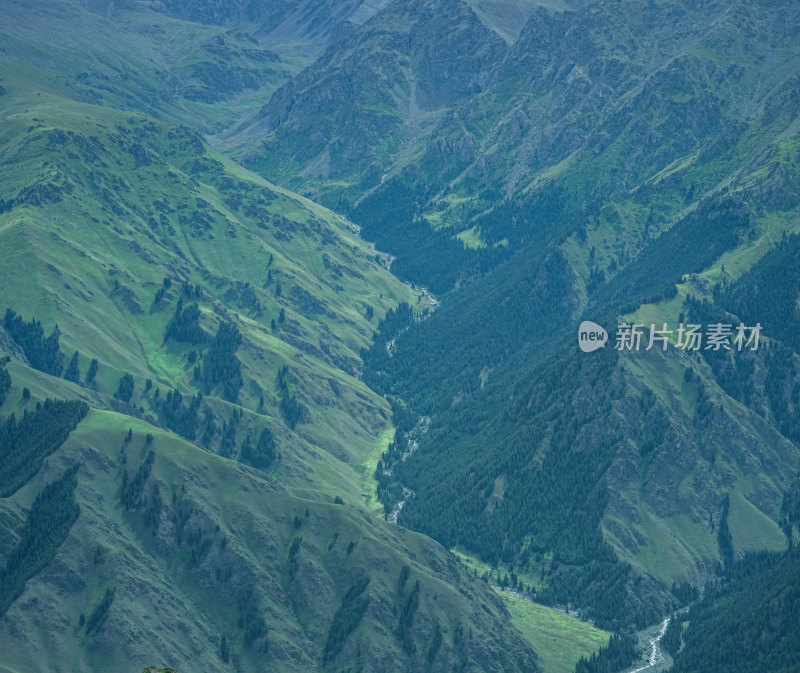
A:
[[667, 550, 800, 673], [0, 465, 81, 616]]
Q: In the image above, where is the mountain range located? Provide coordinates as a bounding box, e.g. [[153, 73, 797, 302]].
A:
[[1, 0, 799, 672]]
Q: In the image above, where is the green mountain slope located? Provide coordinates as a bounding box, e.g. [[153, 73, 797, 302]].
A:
[[151, 0, 394, 58], [4, 0, 800, 669], [1, 0, 301, 134], [240, 0, 800, 636], [0, 362, 538, 673], [231, 0, 508, 202], [0, 53, 420, 483], [240, 0, 800, 280], [0, 27, 555, 671]]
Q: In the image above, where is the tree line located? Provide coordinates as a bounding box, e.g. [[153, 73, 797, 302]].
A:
[[0, 465, 81, 616]]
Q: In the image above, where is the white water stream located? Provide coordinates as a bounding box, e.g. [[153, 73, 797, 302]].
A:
[[630, 617, 670, 673]]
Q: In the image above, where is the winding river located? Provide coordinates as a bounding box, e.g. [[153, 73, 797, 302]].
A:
[[630, 617, 670, 673]]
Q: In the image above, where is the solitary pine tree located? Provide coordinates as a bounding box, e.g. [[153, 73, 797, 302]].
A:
[[85, 358, 99, 387], [114, 373, 134, 403], [63, 351, 80, 383], [220, 634, 230, 664]]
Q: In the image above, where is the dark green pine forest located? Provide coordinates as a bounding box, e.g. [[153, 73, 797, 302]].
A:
[[1, 0, 800, 672]]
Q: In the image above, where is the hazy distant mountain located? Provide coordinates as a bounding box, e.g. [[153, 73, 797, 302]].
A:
[[151, 0, 394, 55]]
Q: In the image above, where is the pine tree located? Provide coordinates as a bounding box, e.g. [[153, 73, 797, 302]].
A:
[[200, 321, 243, 401], [63, 351, 80, 383], [114, 373, 134, 403], [85, 358, 99, 386], [220, 634, 230, 663]]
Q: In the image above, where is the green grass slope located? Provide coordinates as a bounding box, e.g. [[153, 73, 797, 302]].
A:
[[0, 51, 426, 496], [0, 16, 549, 672], [0, 366, 538, 673], [499, 593, 609, 673]]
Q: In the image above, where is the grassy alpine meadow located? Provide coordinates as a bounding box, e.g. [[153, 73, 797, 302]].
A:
[[499, 593, 611, 673], [0, 50, 421, 474], [0, 47, 534, 673], [0, 373, 539, 672]]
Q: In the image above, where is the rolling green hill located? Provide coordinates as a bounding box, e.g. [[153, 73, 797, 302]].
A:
[[0, 0, 289, 133], [0, 51, 422, 484]]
